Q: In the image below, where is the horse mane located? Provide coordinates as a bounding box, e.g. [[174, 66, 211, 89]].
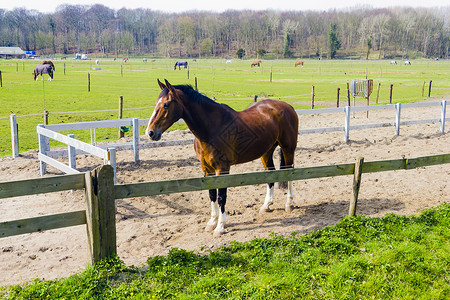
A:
[[166, 84, 224, 109]]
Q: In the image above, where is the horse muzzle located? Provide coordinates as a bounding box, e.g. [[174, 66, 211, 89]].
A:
[[147, 129, 162, 141]]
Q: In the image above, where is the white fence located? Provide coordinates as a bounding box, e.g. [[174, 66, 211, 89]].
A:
[[7, 100, 448, 180]]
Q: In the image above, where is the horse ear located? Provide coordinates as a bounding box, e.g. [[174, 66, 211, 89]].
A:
[[164, 79, 175, 93], [157, 79, 166, 90]]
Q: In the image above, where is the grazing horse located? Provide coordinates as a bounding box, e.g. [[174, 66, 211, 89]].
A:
[[146, 79, 299, 236], [33, 64, 53, 81], [174, 61, 188, 70], [295, 61, 304, 67], [251, 61, 260, 67], [42, 60, 55, 71], [405, 60, 411, 65], [390, 60, 397, 65]]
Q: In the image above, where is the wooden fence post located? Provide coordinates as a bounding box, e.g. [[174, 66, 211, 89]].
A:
[[376, 82, 381, 104], [118, 96, 124, 139], [84, 165, 116, 264], [346, 82, 350, 106], [336, 88, 340, 107], [64, 63, 66, 75], [254, 95, 258, 102], [428, 80, 432, 97], [195, 77, 198, 91], [44, 110, 49, 125], [389, 84, 393, 104], [422, 81, 425, 97], [349, 157, 364, 216], [88, 73, 91, 92], [311, 85, 315, 109], [0, 70, 2, 87]]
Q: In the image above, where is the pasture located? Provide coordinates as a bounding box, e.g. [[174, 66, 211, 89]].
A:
[[0, 58, 449, 156], [0, 57, 449, 291]]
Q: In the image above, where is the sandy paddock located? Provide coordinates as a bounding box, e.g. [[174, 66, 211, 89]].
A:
[[0, 104, 448, 286]]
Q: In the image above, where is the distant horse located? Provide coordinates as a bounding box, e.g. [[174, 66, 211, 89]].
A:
[[174, 61, 188, 70], [146, 79, 299, 236], [42, 60, 55, 71], [33, 64, 53, 81], [251, 61, 260, 67], [405, 61, 411, 65], [295, 61, 304, 67], [390, 60, 397, 65]]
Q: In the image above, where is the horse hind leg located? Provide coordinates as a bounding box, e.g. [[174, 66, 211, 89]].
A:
[[279, 147, 295, 212]]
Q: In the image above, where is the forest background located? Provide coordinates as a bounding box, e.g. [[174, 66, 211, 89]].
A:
[[1, 4, 449, 60]]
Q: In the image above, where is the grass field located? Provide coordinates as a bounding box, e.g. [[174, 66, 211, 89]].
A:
[[3, 203, 449, 299], [1, 58, 449, 157]]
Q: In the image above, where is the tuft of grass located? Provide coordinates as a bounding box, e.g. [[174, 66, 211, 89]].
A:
[[3, 203, 449, 299]]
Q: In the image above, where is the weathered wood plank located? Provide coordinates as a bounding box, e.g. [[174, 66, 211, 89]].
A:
[[85, 165, 116, 264], [349, 158, 364, 216], [0, 210, 86, 238], [114, 164, 355, 199], [0, 173, 85, 199], [408, 153, 450, 168]]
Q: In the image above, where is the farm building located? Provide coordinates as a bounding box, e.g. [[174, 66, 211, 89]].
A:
[[0, 47, 26, 58]]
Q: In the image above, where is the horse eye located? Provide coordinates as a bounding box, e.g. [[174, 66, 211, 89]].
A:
[[163, 102, 170, 109]]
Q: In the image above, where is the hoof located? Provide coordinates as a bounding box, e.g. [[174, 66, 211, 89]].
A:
[[259, 206, 270, 213], [205, 224, 216, 232], [213, 229, 225, 237], [285, 205, 293, 213]]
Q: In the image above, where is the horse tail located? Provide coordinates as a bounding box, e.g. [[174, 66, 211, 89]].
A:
[[278, 148, 288, 189]]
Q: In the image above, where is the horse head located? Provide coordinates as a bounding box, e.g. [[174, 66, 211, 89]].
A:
[[145, 79, 184, 141]]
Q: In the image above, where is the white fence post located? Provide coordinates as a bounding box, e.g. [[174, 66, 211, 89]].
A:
[[132, 118, 139, 162], [37, 124, 47, 175], [395, 103, 402, 136], [441, 100, 447, 133], [344, 106, 350, 142], [10, 114, 19, 158], [68, 134, 76, 170], [107, 148, 117, 184]]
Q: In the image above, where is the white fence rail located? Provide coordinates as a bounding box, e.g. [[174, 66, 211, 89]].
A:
[[7, 100, 448, 180]]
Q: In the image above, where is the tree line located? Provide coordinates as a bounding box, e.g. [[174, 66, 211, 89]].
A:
[[1, 4, 449, 59]]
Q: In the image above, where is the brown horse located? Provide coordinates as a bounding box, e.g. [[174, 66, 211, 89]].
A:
[[251, 61, 260, 67], [42, 60, 55, 71], [295, 61, 303, 67], [146, 79, 299, 236]]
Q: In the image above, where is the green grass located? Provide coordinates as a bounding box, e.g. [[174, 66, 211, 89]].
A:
[[1, 58, 450, 156], [2, 203, 449, 299]]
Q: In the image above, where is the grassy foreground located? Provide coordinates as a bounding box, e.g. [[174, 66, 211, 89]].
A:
[[2, 203, 449, 299], [1, 58, 449, 157]]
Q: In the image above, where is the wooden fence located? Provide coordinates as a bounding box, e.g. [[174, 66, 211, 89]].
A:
[[1, 153, 449, 264]]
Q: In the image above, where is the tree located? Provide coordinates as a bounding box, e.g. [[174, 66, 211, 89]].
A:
[[327, 23, 341, 59], [366, 35, 372, 59], [236, 48, 245, 59]]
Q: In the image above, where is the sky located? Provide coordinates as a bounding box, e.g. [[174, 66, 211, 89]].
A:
[[1, 0, 449, 14]]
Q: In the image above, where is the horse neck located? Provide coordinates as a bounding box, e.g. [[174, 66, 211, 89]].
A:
[[180, 95, 233, 142]]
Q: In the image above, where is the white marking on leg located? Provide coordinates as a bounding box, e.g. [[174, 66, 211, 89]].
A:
[[213, 210, 227, 236], [285, 181, 294, 212], [260, 185, 274, 213], [205, 201, 219, 232]]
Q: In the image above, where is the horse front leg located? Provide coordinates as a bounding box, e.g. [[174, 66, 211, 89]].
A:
[[205, 189, 219, 232]]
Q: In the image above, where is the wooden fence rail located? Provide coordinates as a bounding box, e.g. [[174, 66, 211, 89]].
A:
[[1, 153, 449, 264]]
